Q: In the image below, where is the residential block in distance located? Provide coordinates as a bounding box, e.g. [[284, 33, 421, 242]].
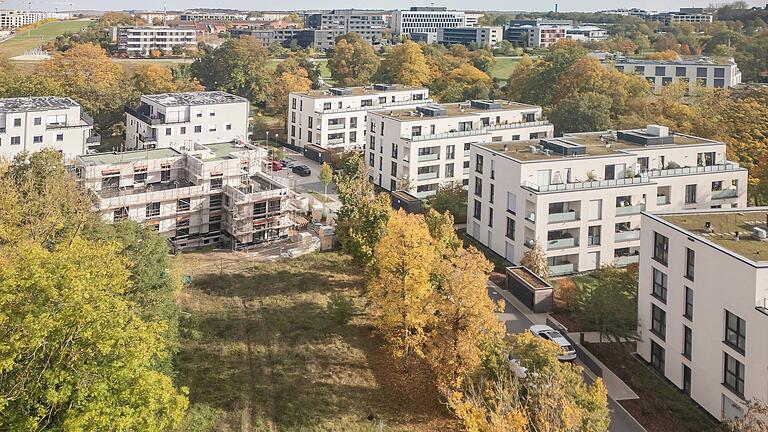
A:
[[437, 26, 503, 47], [113, 26, 197, 54], [0, 96, 100, 163], [638, 207, 768, 421], [287, 84, 431, 151], [75, 141, 293, 251], [392, 7, 466, 39], [467, 125, 748, 276], [607, 57, 742, 92], [365, 100, 553, 198], [125, 91, 250, 151]]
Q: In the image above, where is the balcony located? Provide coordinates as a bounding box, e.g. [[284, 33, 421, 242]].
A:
[[319, 98, 434, 114], [125, 105, 164, 125], [417, 153, 440, 162], [522, 176, 650, 193], [525, 212, 536, 223], [615, 255, 640, 267], [327, 122, 346, 130], [615, 230, 641, 242], [616, 204, 645, 216], [547, 237, 577, 250], [417, 171, 439, 181], [757, 298, 768, 316], [327, 137, 345, 145], [139, 134, 158, 144], [86, 133, 102, 146], [402, 120, 552, 142], [647, 162, 742, 178], [550, 262, 575, 276], [548, 211, 579, 224], [656, 195, 670, 205], [45, 113, 94, 130], [712, 188, 738, 200]]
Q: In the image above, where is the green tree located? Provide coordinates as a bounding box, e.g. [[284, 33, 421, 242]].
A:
[[425, 182, 468, 223], [327, 33, 380, 87], [572, 265, 639, 345], [549, 92, 613, 134], [191, 38, 273, 102], [318, 162, 333, 198]]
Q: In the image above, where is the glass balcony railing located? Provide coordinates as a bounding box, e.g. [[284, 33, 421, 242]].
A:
[[615, 255, 640, 267], [547, 237, 577, 250], [523, 176, 650, 193], [417, 172, 439, 181], [417, 153, 440, 162], [616, 204, 645, 216], [549, 262, 575, 276], [656, 195, 670, 205], [327, 123, 346, 130], [712, 188, 738, 200], [647, 162, 741, 178], [548, 211, 579, 223], [615, 230, 641, 242]]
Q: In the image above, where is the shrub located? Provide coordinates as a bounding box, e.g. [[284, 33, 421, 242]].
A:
[[327, 292, 356, 325]]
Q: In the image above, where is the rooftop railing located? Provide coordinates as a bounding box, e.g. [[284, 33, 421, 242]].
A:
[[319, 98, 434, 114], [647, 162, 741, 177], [403, 120, 551, 142], [523, 176, 650, 193]]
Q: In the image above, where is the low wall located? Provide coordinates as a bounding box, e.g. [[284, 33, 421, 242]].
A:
[[506, 266, 553, 313]]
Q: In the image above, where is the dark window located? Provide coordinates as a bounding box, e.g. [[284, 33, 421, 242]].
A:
[[683, 325, 692, 359], [723, 353, 745, 396], [685, 248, 695, 281], [177, 198, 190, 212], [635, 65, 645, 74], [655, 66, 666, 76], [13, 118, 21, 127], [676, 66, 687, 77], [653, 268, 668, 302], [714, 67, 725, 78], [33, 135, 43, 143], [211, 177, 223, 190], [390, 161, 397, 176], [473, 200, 481, 220], [146, 202, 160, 217], [685, 184, 697, 203], [714, 78, 725, 88], [33, 117, 41, 126], [684, 287, 694, 320], [724, 310, 746, 353], [475, 154, 484, 174], [488, 207, 493, 228], [651, 340, 665, 373], [683, 365, 691, 395], [662, 77, 673, 86], [654, 232, 669, 265], [651, 304, 666, 340], [506, 217, 515, 240], [474, 177, 482, 197], [697, 67, 707, 78]]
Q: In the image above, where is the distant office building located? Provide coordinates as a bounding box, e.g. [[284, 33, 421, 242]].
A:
[[304, 9, 387, 45], [392, 7, 466, 38], [437, 26, 503, 47], [504, 19, 573, 48], [179, 11, 247, 21], [646, 9, 714, 25], [114, 26, 197, 54], [598, 8, 655, 17], [0, 10, 70, 30], [0, 96, 99, 163], [608, 57, 742, 92], [133, 11, 182, 23], [565, 25, 609, 42], [464, 11, 484, 26]]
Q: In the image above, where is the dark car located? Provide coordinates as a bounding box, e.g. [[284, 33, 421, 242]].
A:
[[292, 165, 311, 177]]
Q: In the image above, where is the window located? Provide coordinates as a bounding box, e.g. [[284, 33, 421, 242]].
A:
[[683, 325, 693, 359], [323, 102, 331, 110], [685, 248, 695, 281], [177, 198, 190, 212], [210, 194, 222, 210], [350, 117, 357, 128], [662, 77, 673, 86], [361, 99, 372, 107], [146, 202, 160, 217], [676, 66, 687, 77], [226, 123, 232, 130], [723, 353, 745, 396], [33, 117, 41, 126], [474, 177, 482, 197], [652, 268, 668, 302], [390, 161, 397, 176], [33, 136, 43, 143], [165, 127, 172, 136], [291, 98, 296, 109], [653, 232, 668, 265], [209, 110, 216, 117], [505, 217, 515, 240], [56, 133, 63, 142], [655, 66, 666, 76], [446, 145, 455, 160], [696, 67, 707, 78], [208, 125, 217, 132], [724, 310, 746, 353], [134, 168, 147, 183], [712, 180, 723, 191], [180, 126, 186, 135], [475, 154, 484, 174], [390, 179, 397, 191], [13, 118, 21, 127], [411, 126, 421, 137], [489, 183, 494, 204], [714, 67, 725, 78], [683, 365, 691, 395], [685, 184, 697, 203], [350, 131, 357, 143], [194, 125, 202, 133], [445, 163, 454, 178], [195, 110, 203, 118], [11, 136, 21, 145], [253, 202, 267, 215], [473, 200, 482, 220], [684, 287, 694, 320], [588, 225, 601, 246], [651, 304, 666, 339], [211, 177, 223, 190], [161, 165, 171, 182], [651, 340, 665, 373], [113, 207, 129, 222], [488, 207, 493, 227]]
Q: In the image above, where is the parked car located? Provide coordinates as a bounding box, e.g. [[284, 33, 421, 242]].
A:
[[271, 160, 282, 171], [529, 324, 577, 362], [280, 159, 295, 168], [292, 165, 311, 176]]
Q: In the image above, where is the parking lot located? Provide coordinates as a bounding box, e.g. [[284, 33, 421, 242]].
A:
[[269, 148, 338, 196]]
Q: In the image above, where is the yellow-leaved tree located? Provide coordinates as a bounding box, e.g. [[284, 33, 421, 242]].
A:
[[376, 40, 432, 87], [368, 210, 437, 372]]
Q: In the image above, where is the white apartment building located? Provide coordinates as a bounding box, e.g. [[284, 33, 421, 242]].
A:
[[365, 100, 553, 197], [304, 10, 387, 45], [114, 26, 197, 54], [0, 97, 99, 163], [609, 57, 742, 92], [0, 10, 69, 30], [437, 26, 503, 47], [638, 208, 768, 421], [125, 92, 250, 151], [464, 11, 484, 27], [392, 7, 466, 38], [565, 25, 609, 42], [75, 141, 293, 251], [179, 11, 247, 21], [287, 84, 431, 151], [134, 11, 182, 24], [467, 125, 748, 276]]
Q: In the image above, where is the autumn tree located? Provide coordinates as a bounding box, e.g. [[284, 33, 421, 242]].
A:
[[549, 92, 613, 134], [431, 63, 493, 102], [131, 63, 204, 95], [265, 68, 313, 116], [375, 40, 432, 86], [327, 33, 380, 86], [368, 210, 437, 372], [520, 240, 549, 281], [191, 38, 273, 102], [724, 398, 768, 432], [318, 162, 333, 198], [276, 54, 321, 87], [424, 208, 463, 257]]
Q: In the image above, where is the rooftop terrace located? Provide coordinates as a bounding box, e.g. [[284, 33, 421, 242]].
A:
[[142, 91, 248, 107], [299, 84, 425, 99], [78, 148, 181, 166], [660, 210, 768, 263], [380, 100, 539, 121], [0, 96, 80, 113], [199, 142, 257, 161]]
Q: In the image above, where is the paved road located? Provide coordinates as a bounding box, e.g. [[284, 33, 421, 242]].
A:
[[488, 285, 646, 432]]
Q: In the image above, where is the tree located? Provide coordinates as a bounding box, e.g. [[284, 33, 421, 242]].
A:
[[368, 210, 437, 372], [425, 182, 468, 223], [131, 64, 204, 95], [276, 54, 321, 88], [0, 238, 188, 430], [424, 208, 463, 257], [470, 48, 496, 74], [327, 33, 380, 87], [644, 49, 679, 60], [318, 162, 333, 198], [572, 265, 639, 345], [431, 63, 493, 102], [191, 38, 273, 102], [724, 399, 768, 432], [549, 92, 613, 134], [375, 40, 432, 86], [520, 240, 549, 281], [265, 69, 313, 116]]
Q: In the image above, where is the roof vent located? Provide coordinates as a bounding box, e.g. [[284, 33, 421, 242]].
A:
[[373, 84, 397, 91], [416, 105, 447, 117], [329, 87, 352, 96], [646, 125, 669, 137], [470, 100, 502, 110]]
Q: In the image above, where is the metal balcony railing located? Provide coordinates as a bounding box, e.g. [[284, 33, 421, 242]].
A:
[[523, 176, 650, 193], [402, 120, 551, 142]]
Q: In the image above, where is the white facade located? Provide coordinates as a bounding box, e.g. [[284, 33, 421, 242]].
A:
[[179, 12, 247, 21], [392, 7, 466, 37], [365, 100, 553, 197], [0, 10, 70, 30], [125, 91, 250, 151], [115, 26, 197, 53], [464, 12, 484, 27], [638, 208, 768, 421], [609, 57, 742, 92], [565, 25, 609, 42], [134, 12, 182, 23], [0, 97, 99, 163], [75, 141, 293, 251], [287, 84, 430, 151], [437, 26, 503, 47], [467, 126, 748, 276]]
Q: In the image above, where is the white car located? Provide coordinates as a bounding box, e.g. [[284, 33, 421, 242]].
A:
[[529, 324, 577, 362]]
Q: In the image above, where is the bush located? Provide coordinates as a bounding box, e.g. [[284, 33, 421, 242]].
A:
[[327, 292, 356, 325], [553, 277, 577, 311]]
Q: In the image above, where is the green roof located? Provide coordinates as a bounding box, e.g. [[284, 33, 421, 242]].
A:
[[79, 148, 181, 166]]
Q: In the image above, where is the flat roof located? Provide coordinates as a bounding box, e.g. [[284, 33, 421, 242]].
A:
[[201, 142, 254, 161], [298, 84, 426, 99], [658, 209, 768, 264], [479, 128, 717, 162], [142, 91, 248, 107], [379, 100, 539, 121], [611, 57, 736, 66], [78, 148, 181, 166], [0, 96, 79, 113]]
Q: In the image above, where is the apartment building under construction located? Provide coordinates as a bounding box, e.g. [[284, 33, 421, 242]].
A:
[[75, 140, 294, 251]]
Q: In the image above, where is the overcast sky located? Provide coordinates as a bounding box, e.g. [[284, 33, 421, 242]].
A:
[[6, 0, 766, 13]]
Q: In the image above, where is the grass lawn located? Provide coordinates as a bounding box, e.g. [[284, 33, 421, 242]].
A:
[[489, 57, 521, 80], [0, 20, 91, 58], [584, 343, 719, 432], [176, 251, 457, 432]]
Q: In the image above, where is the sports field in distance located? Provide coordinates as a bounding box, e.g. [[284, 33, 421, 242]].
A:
[[0, 19, 92, 58]]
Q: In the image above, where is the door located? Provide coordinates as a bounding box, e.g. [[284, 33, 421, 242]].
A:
[[537, 169, 551, 186], [505, 242, 515, 262], [585, 252, 599, 271]]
